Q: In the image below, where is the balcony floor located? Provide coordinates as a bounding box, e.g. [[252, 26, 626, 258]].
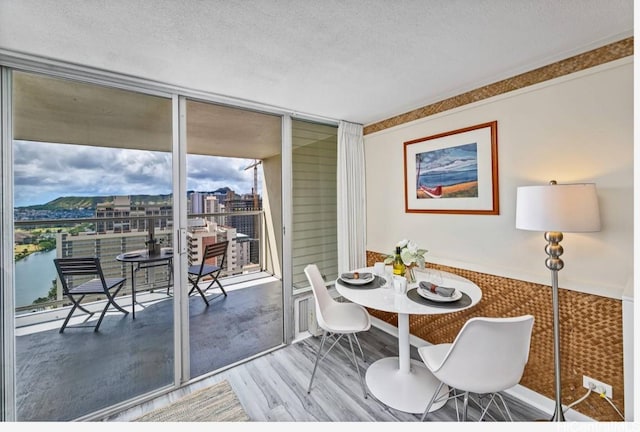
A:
[[15, 272, 284, 421]]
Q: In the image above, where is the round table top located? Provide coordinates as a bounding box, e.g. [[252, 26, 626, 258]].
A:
[[335, 266, 482, 315], [115, 248, 174, 263]]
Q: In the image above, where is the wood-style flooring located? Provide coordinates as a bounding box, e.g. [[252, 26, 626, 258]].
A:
[[106, 326, 549, 422]]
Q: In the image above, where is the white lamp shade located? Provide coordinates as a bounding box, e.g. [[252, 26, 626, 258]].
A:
[[515, 183, 601, 232]]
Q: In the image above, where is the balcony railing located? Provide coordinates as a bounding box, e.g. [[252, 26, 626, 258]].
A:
[[14, 211, 264, 316]]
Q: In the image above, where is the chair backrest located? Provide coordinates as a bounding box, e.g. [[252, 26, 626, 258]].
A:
[[199, 241, 228, 270], [304, 264, 337, 331], [54, 257, 106, 294], [433, 315, 535, 394]]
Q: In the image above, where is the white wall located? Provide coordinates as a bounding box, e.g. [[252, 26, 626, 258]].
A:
[[365, 58, 633, 299]]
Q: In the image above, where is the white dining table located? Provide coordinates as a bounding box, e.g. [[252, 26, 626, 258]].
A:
[[335, 266, 482, 414]]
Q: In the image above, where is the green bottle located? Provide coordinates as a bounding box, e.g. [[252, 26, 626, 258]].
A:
[[392, 246, 406, 276]]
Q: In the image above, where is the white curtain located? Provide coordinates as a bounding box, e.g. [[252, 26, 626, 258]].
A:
[[337, 120, 366, 274]]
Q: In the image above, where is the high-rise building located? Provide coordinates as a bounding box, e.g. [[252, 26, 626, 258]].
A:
[[225, 193, 262, 264], [204, 195, 225, 226], [189, 191, 204, 214], [96, 196, 172, 233], [187, 218, 249, 275]]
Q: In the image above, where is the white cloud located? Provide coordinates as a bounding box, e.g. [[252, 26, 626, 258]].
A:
[[13, 141, 259, 207]]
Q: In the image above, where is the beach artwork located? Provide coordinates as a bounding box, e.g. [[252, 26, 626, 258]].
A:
[[403, 121, 499, 214], [415, 142, 478, 199]]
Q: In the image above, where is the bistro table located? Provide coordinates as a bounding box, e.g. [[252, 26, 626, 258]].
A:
[[115, 248, 173, 319], [335, 266, 482, 414]]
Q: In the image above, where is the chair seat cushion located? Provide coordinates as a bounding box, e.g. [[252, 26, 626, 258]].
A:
[[69, 277, 125, 294], [320, 303, 371, 333], [418, 343, 452, 372], [188, 264, 220, 276]]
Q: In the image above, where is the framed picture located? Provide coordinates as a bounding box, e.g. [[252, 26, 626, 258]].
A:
[[404, 121, 499, 214]]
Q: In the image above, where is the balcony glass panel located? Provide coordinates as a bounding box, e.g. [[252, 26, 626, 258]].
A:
[[13, 71, 174, 420]]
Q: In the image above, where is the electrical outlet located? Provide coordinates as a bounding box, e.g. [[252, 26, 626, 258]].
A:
[[583, 375, 613, 398]]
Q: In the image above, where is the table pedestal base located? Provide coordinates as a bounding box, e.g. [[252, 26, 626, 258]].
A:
[[365, 357, 449, 414]]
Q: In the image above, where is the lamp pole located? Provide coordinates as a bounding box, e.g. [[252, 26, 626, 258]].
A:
[[545, 229, 566, 422]]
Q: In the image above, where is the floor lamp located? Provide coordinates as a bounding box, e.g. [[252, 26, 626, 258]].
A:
[[515, 180, 601, 421]]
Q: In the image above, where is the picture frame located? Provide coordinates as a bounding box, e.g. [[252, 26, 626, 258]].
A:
[[404, 121, 499, 214]]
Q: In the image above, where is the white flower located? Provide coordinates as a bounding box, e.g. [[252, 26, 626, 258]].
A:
[[407, 241, 418, 255], [384, 239, 428, 267]]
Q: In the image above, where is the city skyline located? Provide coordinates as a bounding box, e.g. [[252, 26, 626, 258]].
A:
[[14, 140, 261, 207]]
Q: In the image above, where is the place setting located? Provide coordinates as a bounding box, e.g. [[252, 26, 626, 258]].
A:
[[337, 271, 386, 289], [122, 251, 142, 259], [406, 270, 472, 308]]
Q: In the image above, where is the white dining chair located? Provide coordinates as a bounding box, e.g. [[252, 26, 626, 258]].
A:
[[304, 264, 371, 399], [418, 315, 535, 421]]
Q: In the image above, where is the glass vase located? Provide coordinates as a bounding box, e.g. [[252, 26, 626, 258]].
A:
[[405, 265, 416, 284]]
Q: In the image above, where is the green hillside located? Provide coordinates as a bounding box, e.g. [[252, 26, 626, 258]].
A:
[[22, 194, 173, 210]]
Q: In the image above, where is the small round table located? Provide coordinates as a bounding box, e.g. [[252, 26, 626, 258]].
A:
[[335, 267, 482, 414], [115, 248, 173, 319]]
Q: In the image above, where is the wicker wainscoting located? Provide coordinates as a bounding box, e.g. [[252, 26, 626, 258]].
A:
[[366, 251, 624, 422]]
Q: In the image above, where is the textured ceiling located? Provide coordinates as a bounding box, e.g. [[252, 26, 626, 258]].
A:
[[0, 0, 634, 126]]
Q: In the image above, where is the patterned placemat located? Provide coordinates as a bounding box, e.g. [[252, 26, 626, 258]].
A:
[[406, 287, 472, 309]]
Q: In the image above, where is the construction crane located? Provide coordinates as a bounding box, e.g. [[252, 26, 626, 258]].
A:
[[244, 159, 262, 209]]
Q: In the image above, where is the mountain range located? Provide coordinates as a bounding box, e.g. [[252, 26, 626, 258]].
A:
[[18, 188, 234, 210]]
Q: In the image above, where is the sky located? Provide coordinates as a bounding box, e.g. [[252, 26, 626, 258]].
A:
[[13, 140, 261, 207]]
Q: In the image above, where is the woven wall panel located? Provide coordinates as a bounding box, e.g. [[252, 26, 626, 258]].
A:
[[366, 251, 625, 421], [363, 37, 633, 136]]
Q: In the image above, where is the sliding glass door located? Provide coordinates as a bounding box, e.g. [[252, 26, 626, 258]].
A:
[[184, 99, 284, 380], [11, 71, 175, 420], [1, 60, 300, 421]]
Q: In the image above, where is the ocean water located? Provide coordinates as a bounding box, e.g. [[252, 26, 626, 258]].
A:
[[14, 249, 57, 307], [418, 168, 477, 187]]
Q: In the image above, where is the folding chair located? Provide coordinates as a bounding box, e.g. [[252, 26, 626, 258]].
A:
[[54, 257, 129, 333], [188, 241, 229, 306]]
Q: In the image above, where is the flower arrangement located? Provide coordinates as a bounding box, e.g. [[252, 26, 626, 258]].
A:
[[384, 239, 428, 268]]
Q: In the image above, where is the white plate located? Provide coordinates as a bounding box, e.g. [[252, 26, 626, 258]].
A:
[[123, 252, 141, 258], [339, 273, 375, 286], [417, 287, 462, 302]]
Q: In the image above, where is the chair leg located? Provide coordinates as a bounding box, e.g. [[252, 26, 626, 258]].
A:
[[60, 294, 93, 333], [471, 392, 511, 422], [462, 391, 470, 421], [93, 286, 129, 332], [214, 278, 227, 296], [166, 262, 173, 295], [476, 393, 495, 421], [201, 272, 227, 297], [105, 284, 129, 315], [93, 302, 111, 332], [347, 334, 367, 399], [454, 389, 461, 420], [495, 392, 514, 421], [308, 332, 368, 399], [59, 302, 80, 333], [190, 281, 210, 306], [307, 331, 328, 394], [421, 380, 445, 421], [352, 333, 366, 363]]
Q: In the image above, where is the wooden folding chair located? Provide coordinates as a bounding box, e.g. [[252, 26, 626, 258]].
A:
[[188, 241, 229, 306], [54, 257, 129, 333]]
